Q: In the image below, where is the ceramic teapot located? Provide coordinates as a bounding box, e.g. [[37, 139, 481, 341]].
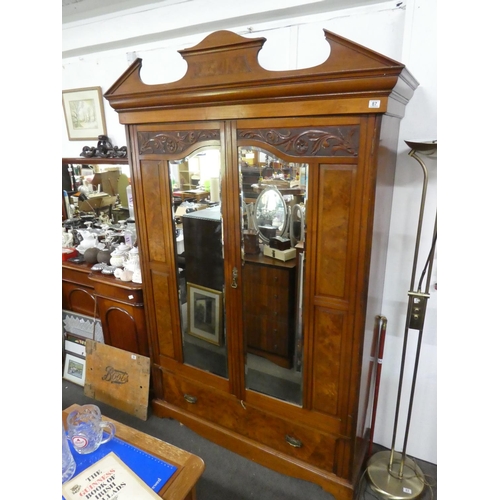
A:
[[109, 243, 130, 268]]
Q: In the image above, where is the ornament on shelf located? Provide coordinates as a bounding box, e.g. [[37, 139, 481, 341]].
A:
[[80, 135, 127, 159]]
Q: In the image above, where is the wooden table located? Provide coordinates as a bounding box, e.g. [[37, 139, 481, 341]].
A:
[[63, 404, 205, 500], [173, 189, 209, 201]]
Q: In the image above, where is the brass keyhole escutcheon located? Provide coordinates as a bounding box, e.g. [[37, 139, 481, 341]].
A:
[[231, 267, 238, 288]]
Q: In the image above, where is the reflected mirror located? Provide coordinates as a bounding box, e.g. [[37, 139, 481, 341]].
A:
[[168, 146, 228, 379], [239, 145, 308, 406], [253, 186, 289, 244]]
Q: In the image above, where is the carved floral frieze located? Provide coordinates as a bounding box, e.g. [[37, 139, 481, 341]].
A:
[[138, 130, 220, 155], [137, 127, 358, 157], [238, 127, 359, 157]]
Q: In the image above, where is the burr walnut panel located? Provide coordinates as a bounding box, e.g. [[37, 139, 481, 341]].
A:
[[315, 165, 356, 300], [139, 160, 170, 263], [312, 307, 346, 417], [152, 270, 176, 359]]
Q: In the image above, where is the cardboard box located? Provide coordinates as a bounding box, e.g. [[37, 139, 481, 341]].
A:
[[91, 170, 121, 196], [263, 244, 296, 262], [78, 194, 117, 212]]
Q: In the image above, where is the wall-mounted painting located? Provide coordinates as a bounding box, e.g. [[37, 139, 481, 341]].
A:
[[187, 283, 223, 345], [62, 86, 107, 141]]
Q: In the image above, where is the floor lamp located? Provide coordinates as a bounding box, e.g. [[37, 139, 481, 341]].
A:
[[366, 140, 437, 499]]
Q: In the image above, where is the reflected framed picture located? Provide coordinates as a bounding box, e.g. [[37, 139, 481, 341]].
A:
[[63, 353, 86, 386], [187, 283, 222, 345], [62, 86, 107, 141]]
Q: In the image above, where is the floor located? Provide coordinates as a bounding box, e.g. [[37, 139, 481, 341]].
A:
[[62, 379, 436, 499]]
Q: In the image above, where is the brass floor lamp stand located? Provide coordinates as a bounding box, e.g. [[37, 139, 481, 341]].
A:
[[366, 140, 437, 499]]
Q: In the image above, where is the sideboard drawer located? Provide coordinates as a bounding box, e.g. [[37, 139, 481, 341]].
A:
[[91, 280, 143, 306], [62, 267, 93, 288]]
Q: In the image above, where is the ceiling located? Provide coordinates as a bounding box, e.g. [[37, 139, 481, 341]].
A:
[[62, 0, 180, 24]]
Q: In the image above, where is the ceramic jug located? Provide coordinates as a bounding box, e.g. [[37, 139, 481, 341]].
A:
[[124, 247, 140, 273], [76, 230, 98, 254]]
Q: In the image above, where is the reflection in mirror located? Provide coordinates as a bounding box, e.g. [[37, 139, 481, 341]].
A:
[[254, 186, 289, 244], [239, 146, 308, 406], [290, 203, 305, 248], [168, 146, 228, 378]]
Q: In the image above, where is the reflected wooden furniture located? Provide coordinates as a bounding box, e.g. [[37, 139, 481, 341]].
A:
[[104, 30, 417, 500], [62, 261, 149, 356], [182, 207, 224, 292], [243, 254, 296, 368], [173, 190, 209, 202], [62, 404, 204, 500]]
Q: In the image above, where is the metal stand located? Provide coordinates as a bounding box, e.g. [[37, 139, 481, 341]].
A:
[[367, 140, 437, 499]]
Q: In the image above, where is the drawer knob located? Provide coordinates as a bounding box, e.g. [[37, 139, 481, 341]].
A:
[[183, 394, 198, 404], [285, 434, 303, 448]]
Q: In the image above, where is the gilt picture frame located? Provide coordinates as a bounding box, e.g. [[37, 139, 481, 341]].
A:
[[187, 283, 223, 345], [62, 86, 107, 141]]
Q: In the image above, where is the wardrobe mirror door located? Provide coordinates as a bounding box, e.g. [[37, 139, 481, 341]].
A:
[[238, 145, 307, 406], [169, 146, 228, 378]]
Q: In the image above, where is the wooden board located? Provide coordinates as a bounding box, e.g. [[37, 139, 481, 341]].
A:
[[84, 340, 150, 420]]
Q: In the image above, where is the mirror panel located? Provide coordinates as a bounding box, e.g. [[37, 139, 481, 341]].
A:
[[239, 146, 308, 405], [168, 146, 228, 378]]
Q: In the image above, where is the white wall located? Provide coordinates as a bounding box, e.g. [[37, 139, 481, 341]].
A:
[[62, 0, 437, 464]]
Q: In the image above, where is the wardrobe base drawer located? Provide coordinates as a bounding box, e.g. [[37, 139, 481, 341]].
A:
[[161, 371, 338, 471]]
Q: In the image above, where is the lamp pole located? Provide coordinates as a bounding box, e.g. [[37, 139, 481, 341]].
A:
[[366, 140, 437, 499]]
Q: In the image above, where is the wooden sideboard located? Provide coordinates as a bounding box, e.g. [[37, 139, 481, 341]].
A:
[[62, 261, 149, 357]]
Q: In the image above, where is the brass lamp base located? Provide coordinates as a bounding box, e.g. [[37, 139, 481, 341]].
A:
[[366, 450, 425, 499]]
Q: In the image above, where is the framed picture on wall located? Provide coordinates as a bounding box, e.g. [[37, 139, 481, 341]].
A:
[[63, 353, 86, 386], [62, 86, 107, 141], [187, 283, 223, 345]]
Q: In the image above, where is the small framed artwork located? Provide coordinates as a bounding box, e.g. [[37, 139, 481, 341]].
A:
[[62, 86, 107, 141], [187, 283, 223, 345], [63, 353, 86, 386], [64, 332, 87, 358]]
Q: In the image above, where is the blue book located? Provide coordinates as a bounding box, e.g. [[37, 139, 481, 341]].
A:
[[63, 433, 177, 498]]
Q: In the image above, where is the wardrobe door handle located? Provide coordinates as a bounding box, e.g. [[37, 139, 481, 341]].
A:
[[285, 434, 303, 448], [183, 394, 198, 404]]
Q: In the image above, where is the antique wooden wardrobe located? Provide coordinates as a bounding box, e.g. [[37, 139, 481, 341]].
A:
[[105, 30, 417, 499]]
